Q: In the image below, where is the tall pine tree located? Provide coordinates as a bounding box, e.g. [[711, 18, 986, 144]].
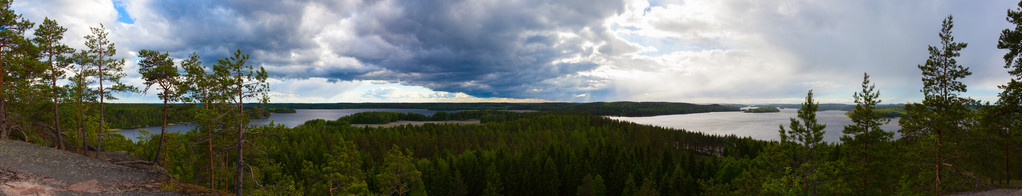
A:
[[138, 49, 180, 165], [995, 0, 1022, 185], [840, 72, 893, 194], [84, 24, 134, 153], [899, 15, 973, 194], [778, 89, 827, 195], [0, 0, 35, 140], [33, 18, 74, 149]]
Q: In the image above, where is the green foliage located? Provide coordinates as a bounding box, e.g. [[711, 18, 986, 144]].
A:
[[302, 139, 368, 195], [899, 15, 980, 194], [995, 0, 1022, 185], [777, 90, 829, 195], [840, 73, 896, 194], [267, 107, 296, 113], [84, 23, 136, 152], [844, 106, 905, 118], [576, 174, 606, 196], [377, 146, 422, 196], [137, 49, 182, 163], [338, 112, 429, 124], [743, 107, 779, 113], [483, 164, 503, 196], [779, 90, 827, 156], [115, 111, 769, 195], [0, 0, 39, 140], [33, 17, 74, 149]]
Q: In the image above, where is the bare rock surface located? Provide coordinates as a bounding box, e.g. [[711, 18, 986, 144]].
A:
[[0, 140, 178, 195]]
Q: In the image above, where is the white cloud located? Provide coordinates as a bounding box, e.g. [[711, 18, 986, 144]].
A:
[[15, 0, 1021, 103], [593, 0, 1016, 103]]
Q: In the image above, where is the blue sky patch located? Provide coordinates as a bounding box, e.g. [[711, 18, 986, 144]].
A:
[[113, 0, 134, 24]]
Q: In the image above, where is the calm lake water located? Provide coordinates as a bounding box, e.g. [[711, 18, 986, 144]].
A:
[[114, 109, 446, 142], [608, 108, 901, 142]]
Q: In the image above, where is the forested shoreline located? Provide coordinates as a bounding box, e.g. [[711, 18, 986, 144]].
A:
[[1, 0, 1021, 195]]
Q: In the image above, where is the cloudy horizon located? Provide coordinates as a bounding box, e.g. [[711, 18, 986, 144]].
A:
[[13, 0, 1020, 104]]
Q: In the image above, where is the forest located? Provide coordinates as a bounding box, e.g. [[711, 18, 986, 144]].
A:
[[0, 0, 1020, 195]]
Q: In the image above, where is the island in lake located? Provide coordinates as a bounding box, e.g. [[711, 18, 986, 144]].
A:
[[743, 107, 780, 113]]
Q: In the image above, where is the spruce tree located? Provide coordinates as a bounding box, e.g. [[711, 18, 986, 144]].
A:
[[483, 164, 503, 196]]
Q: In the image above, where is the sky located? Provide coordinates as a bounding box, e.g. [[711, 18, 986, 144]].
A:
[[12, 0, 1022, 104]]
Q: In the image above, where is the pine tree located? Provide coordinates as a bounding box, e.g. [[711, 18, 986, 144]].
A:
[[138, 49, 180, 165], [778, 89, 826, 195], [377, 145, 422, 196], [840, 72, 893, 193], [322, 140, 367, 195], [899, 15, 973, 194], [68, 50, 96, 151], [179, 52, 219, 188], [212, 49, 268, 195], [33, 17, 74, 149], [0, 0, 35, 140], [84, 24, 134, 153], [995, 0, 1022, 185]]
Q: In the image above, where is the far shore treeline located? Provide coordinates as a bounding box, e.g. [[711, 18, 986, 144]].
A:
[[100, 102, 741, 129], [0, 0, 1020, 195]]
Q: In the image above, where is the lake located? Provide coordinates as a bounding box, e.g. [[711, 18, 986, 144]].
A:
[[113, 109, 447, 142], [608, 108, 901, 142]]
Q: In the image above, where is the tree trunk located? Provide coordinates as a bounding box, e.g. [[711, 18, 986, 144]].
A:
[[98, 53, 105, 156], [936, 128, 943, 196], [205, 94, 215, 189], [77, 69, 85, 153], [154, 94, 167, 165], [51, 54, 63, 150], [1006, 132, 1011, 184], [235, 81, 245, 195], [1, 60, 7, 140], [863, 141, 869, 191]]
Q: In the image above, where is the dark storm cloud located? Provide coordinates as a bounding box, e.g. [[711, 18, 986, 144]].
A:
[[127, 0, 631, 100]]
